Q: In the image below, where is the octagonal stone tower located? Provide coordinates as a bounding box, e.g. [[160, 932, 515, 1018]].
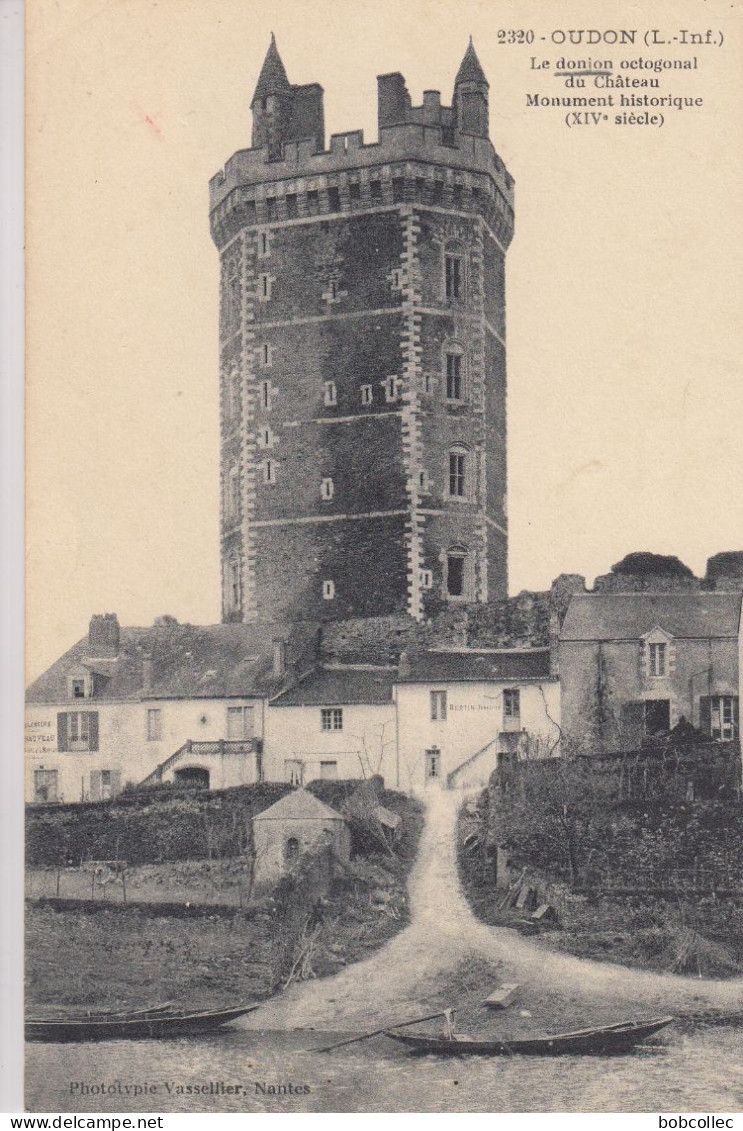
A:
[[210, 37, 514, 623]]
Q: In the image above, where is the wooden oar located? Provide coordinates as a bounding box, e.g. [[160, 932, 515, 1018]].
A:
[[311, 1009, 452, 1053]]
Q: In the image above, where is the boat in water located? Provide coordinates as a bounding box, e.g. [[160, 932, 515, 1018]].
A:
[[384, 1016, 674, 1056], [26, 1003, 259, 1043]]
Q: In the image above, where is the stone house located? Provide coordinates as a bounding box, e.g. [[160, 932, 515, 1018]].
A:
[[252, 788, 350, 884], [265, 666, 397, 786], [558, 592, 743, 752], [24, 613, 318, 803], [394, 647, 560, 793]]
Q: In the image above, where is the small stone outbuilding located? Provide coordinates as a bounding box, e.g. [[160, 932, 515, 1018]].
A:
[[252, 788, 350, 884]]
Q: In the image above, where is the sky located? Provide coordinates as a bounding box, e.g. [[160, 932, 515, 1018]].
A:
[[25, 0, 743, 680]]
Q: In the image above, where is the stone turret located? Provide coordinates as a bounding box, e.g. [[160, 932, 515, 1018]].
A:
[[453, 38, 489, 138], [250, 34, 324, 158]]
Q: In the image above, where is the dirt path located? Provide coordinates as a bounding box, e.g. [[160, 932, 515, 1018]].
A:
[[244, 789, 743, 1032]]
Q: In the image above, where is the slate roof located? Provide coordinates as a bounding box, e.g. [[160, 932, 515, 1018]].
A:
[[254, 788, 345, 823], [269, 666, 395, 707], [398, 649, 552, 683], [26, 621, 319, 704], [251, 34, 290, 107], [560, 592, 743, 642], [455, 39, 488, 87]]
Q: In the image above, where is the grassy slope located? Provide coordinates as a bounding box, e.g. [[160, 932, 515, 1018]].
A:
[[26, 795, 425, 1012]]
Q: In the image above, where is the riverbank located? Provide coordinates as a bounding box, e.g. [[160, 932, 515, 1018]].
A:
[[26, 850, 416, 1013], [236, 789, 743, 1040], [25, 790, 743, 1115], [457, 797, 743, 980]]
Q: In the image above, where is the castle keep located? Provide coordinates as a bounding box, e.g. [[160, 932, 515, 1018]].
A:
[[210, 38, 514, 624]]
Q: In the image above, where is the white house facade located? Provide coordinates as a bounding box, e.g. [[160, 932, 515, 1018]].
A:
[[394, 648, 561, 793], [24, 614, 318, 803], [265, 666, 397, 786]]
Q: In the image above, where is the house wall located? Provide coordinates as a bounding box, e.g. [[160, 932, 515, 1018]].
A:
[[264, 702, 397, 785], [560, 637, 740, 752], [252, 815, 350, 885], [24, 696, 265, 803], [395, 679, 560, 793]]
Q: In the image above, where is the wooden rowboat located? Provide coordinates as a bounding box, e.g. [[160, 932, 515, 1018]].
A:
[[29, 1002, 176, 1023], [26, 1003, 259, 1043], [385, 1016, 674, 1056]]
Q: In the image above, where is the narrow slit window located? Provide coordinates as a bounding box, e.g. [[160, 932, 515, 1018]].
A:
[[321, 477, 334, 500], [384, 376, 399, 403], [324, 381, 337, 406]]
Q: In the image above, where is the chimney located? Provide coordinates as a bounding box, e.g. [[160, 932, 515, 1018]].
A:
[[377, 72, 411, 129], [422, 90, 441, 122], [88, 613, 120, 658], [398, 650, 411, 680], [142, 655, 154, 693], [272, 639, 287, 678]]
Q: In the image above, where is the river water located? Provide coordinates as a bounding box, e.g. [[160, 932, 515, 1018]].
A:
[[25, 1025, 743, 1113]]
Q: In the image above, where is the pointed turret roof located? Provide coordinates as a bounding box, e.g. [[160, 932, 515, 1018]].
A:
[[251, 33, 290, 107], [455, 37, 488, 87]]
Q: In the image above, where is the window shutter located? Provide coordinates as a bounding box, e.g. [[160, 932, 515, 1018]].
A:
[[57, 713, 68, 752], [699, 696, 711, 736], [110, 770, 122, 797], [90, 770, 101, 801], [88, 712, 99, 751]]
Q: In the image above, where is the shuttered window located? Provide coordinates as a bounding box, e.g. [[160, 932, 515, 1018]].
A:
[[700, 696, 739, 741], [57, 711, 99, 752]]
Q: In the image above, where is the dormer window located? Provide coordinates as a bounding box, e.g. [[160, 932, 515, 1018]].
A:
[[649, 642, 666, 677], [72, 679, 86, 699], [643, 628, 674, 680]]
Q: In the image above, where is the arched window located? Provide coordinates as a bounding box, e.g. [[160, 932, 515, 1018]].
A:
[[444, 241, 465, 301], [448, 444, 470, 498], [284, 837, 300, 866]]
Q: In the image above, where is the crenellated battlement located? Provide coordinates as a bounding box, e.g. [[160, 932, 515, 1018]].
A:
[[210, 38, 513, 249]]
